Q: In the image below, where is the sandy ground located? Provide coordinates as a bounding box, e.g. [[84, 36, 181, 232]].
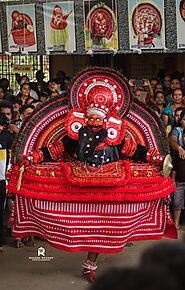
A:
[[0, 228, 184, 290]]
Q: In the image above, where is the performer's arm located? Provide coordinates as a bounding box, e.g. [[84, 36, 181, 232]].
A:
[[121, 138, 164, 163]]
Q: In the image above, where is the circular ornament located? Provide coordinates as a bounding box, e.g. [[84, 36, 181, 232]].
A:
[[132, 3, 162, 36], [70, 67, 132, 118]]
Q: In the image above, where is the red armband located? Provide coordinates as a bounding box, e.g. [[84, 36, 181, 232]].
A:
[[48, 140, 64, 161], [121, 138, 137, 157], [146, 148, 164, 163], [30, 150, 44, 164]]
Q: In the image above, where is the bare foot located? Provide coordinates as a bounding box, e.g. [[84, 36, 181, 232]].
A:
[[15, 238, 24, 248]]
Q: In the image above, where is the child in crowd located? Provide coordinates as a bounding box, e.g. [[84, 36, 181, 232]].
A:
[[172, 128, 185, 229]]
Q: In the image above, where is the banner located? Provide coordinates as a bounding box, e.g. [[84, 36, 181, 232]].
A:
[[128, 0, 165, 50], [0, 30, 2, 53], [84, 0, 118, 51], [43, 1, 76, 52], [6, 4, 37, 53], [176, 0, 185, 49]]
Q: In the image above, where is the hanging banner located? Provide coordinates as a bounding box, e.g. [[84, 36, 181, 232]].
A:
[[43, 1, 76, 53], [84, 0, 118, 51], [6, 4, 37, 53], [128, 0, 165, 50], [0, 30, 2, 53], [177, 0, 185, 49]]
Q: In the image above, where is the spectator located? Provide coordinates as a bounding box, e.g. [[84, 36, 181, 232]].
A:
[[162, 88, 184, 127], [140, 242, 185, 290], [171, 128, 185, 229], [0, 78, 10, 99], [16, 75, 39, 100], [150, 77, 158, 90], [19, 104, 35, 123], [166, 78, 181, 105], [163, 74, 171, 97], [30, 70, 49, 95], [48, 78, 65, 97], [134, 88, 147, 103], [152, 91, 166, 117], [17, 83, 32, 106], [0, 113, 16, 252], [90, 267, 179, 290], [30, 99, 40, 108], [0, 87, 5, 101], [169, 109, 185, 160], [0, 100, 19, 135], [173, 107, 184, 127], [154, 83, 163, 94], [39, 91, 49, 103], [64, 76, 71, 92]]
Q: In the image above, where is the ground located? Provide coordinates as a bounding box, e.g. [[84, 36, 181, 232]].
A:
[[0, 228, 184, 290]]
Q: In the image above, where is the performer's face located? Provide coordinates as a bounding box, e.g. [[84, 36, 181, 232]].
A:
[[87, 114, 104, 132]]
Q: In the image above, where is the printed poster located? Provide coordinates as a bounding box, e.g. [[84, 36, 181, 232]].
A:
[[84, 0, 118, 51], [0, 30, 2, 53], [6, 4, 37, 53], [43, 1, 76, 52], [177, 0, 185, 49], [128, 0, 165, 50]]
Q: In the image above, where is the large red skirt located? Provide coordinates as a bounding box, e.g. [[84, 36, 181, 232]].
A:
[[10, 195, 177, 254]]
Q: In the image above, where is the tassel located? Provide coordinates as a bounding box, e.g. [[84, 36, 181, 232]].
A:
[[17, 165, 25, 191]]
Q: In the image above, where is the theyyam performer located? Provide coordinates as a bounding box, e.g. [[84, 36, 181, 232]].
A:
[[7, 67, 177, 282]]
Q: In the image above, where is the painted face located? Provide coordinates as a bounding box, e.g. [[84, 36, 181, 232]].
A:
[[87, 114, 104, 132]]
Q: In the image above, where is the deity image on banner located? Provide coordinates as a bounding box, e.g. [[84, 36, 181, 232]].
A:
[[128, 0, 165, 50], [6, 4, 37, 53], [84, 0, 118, 51], [177, 0, 185, 49], [0, 30, 2, 53], [43, 1, 76, 52], [180, 0, 185, 21]]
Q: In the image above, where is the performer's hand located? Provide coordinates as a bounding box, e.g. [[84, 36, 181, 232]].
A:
[[146, 149, 164, 164], [20, 155, 33, 167]]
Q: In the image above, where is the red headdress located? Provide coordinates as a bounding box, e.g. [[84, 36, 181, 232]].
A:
[[53, 5, 63, 16], [65, 68, 132, 146]]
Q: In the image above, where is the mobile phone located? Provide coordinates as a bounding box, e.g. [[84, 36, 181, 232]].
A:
[[133, 80, 144, 86]]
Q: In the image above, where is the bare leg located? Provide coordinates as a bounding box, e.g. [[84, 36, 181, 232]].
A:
[[87, 252, 99, 262], [174, 209, 181, 229], [82, 252, 99, 282]]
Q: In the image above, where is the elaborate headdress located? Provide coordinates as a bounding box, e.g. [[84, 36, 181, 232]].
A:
[[65, 67, 132, 145]]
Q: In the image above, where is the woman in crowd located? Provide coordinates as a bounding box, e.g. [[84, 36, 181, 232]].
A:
[[152, 91, 166, 117], [165, 78, 181, 105], [17, 83, 32, 106], [162, 88, 184, 128]]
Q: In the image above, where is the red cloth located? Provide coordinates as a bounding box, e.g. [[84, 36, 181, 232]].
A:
[[10, 196, 177, 254]]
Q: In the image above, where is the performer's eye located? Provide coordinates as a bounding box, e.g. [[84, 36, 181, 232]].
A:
[[96, 118, 101, 122]]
